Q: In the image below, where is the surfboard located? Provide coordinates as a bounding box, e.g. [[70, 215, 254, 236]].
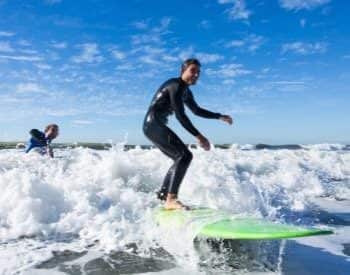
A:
[[154, 207, 333, 240]]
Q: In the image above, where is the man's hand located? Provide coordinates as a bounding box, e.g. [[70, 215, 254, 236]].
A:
[[220, 115, 233, 125], [196, 134, 210, 151]]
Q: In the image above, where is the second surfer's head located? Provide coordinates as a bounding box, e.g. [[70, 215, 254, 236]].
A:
[[180, 58, 201, 85], [45, 124, 59, 140]]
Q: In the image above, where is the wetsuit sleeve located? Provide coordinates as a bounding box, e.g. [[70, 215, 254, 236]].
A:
[[168, 83, 201, 137], [29, 129, 47, 145], [185, 90, 221, 119]]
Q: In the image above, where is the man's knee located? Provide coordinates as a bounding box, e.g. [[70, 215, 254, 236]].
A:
[[182, 149, 193, 164]]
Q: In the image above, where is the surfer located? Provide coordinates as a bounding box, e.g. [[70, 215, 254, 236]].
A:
[[25, 124, 59, 158], [143, 58, 233, 210]]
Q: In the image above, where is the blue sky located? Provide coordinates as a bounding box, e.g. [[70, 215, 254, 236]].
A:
[[0, 0, 349, 144]]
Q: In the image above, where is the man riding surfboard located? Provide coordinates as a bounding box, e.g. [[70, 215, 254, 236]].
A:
[[143, 58, 233, 210]]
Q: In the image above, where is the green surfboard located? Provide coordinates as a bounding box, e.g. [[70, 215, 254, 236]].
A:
[[155, 207, 333, 240]]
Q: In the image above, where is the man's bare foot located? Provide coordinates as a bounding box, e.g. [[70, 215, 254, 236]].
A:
[[164, 200, 189, 210], [164, 193, 190, 210]]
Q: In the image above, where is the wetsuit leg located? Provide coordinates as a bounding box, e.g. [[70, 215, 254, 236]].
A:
[[157, 168, 173, 200], [143, 121, 193, 200]]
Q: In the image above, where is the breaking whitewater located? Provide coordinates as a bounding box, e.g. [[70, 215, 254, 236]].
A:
[[0, 143, 349, 274]]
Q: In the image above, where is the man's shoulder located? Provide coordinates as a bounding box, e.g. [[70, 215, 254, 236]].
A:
[[161, 77, 181, 89]]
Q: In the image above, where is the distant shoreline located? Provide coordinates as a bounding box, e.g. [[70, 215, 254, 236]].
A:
[[0, 142, 232, 150], [1, 142, 349, 151]]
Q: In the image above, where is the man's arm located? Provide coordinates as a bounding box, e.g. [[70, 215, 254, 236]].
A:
[[29, 129, 47, 145], [168, 83, 201, 137], [185, 90, 233, 125], [184, 90, 221, 119]]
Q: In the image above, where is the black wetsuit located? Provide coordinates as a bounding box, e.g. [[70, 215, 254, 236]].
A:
[[143, 77, 221, 200]]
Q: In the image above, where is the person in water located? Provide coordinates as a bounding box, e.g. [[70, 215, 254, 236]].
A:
[[25, 124, 59, 158], [143, 58, 233, 210]]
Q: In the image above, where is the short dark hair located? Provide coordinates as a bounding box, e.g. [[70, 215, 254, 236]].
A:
[[181, 58, 201, 75], [45, 124, 59, 133]]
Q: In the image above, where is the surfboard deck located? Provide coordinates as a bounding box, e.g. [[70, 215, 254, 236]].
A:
[[154, 207, 333, 240]]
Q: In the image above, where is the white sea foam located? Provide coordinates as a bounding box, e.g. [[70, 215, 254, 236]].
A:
[[0, 145, 349, 273]]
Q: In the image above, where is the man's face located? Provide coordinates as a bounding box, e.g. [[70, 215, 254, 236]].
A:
[[48, 127, 59, 139], [182, 64, 200, 85]]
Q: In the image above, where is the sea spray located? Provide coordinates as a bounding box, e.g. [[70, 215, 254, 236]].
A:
[[0, 145, 348, 273]]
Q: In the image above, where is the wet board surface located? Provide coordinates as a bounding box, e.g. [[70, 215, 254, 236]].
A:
[[154, 208, 333, 240]]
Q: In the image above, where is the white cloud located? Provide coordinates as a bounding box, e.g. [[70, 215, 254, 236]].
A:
[[0, 41, 14, 52], [131, 17, 172, 46], [300, 18, 306, 27], [240, 84, 266, 97], [52, 42, 67, 49], [111, 49, 126, 60], [223, 79, 236, 85], [19, 49, 38, 55], [132, 45, 171, 65], [246, 34, 265, 52], [35, 63, 52, 70], [16, 83, 45, 93], [131, 20, 149, 30], [72, 43, 103, 63], [153, 17, 172, 33], [196, 53, 223, 64], [198, 20, 211, 29], [269, 81, 305, 85], [49, 109, 83, 117], [178, 46, 195, 60], [162, 54, 178, 62], [218, 1, 237, 4], [131, 33, 161, 45], [279, 0, 331, 10], [281, 41, 328, 55], [206, 63, 252, 78], [226, 40, 245, 47], [72, 120, 93, 125], [261, 68, 270, 73], [277, 84, 307, 92], [116, 63, 134, 71], [225, 34, 265, 52], [134, 45, 165, 59], [242, 80, 308, 95], [0, 54, 42, 61], [18, 40, 31, 47], [218, 0, 251, 21], [139, 55, 161, 65], [0, 31, 15, 37]]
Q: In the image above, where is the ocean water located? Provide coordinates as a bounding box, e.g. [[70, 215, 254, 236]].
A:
[[0, 144, 349, 275]]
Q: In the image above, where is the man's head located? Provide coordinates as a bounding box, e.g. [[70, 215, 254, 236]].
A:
[[180, 58, 201, 85], [45, 124, 59, 140]]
